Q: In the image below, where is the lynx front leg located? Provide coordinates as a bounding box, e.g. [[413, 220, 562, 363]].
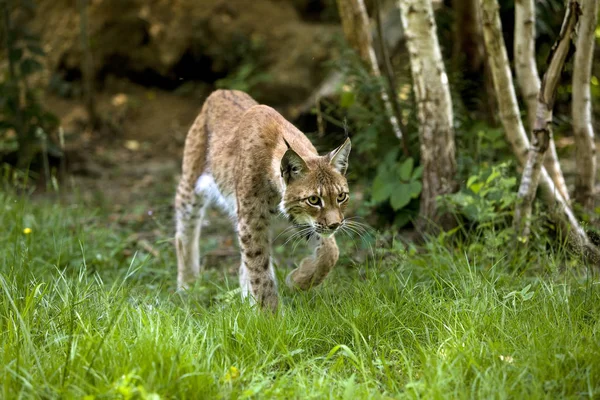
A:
[[175, 179, 206, 290], [286, 236, 339, 291], [237, 209, 278, 312]]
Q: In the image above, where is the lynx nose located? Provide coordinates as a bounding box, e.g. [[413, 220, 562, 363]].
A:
[[328, 222, 341, 231]]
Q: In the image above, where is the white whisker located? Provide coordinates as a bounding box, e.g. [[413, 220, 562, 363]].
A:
[[341, 220, 376, 264]]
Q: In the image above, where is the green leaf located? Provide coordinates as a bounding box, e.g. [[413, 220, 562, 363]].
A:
[[470, 182, 484, 194], [398, 158, 413, 181], [371, 169, 394, 203], [394, 212, 412, 228], [382, 148, 399, 166], [372, 184, 393, 203], [339, 90, 356, 108], [466, 175, 478, 188], [486, 170, 500, 184], [407, 181, 422, 198], [412, 165, 423, 179], [390, 185, 412, 210]]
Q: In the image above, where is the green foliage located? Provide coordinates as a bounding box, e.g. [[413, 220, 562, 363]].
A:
[[0, 0, 59, 167], [438, 161, 557, 264], [441, 161, 517, 224], [371, 150, 422, 227], [1, 191, 599, 398], [438, 162, 520, 260]]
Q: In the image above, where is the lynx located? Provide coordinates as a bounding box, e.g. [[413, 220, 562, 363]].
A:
[[175, 90, 351, 311]]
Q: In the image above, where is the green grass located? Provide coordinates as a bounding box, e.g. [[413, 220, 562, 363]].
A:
[[1, 191, 599, 399]]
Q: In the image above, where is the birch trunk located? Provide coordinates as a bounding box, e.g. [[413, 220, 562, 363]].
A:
[[399, 0, 457, 231], [480, 0, 600, 259], [514, 0, 579, 238], [572, 0, 598, 210], [335, 0, 405, 143], [514, 0, 540, 131], [514, 0, 570, 203]]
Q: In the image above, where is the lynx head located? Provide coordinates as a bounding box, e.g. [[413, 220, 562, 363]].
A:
[[280, 138, 351, 237]]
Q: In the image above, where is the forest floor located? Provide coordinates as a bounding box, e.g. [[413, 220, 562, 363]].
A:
[[2, 184, 600, 398]]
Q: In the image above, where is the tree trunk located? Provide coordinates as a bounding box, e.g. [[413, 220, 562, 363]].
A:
[[514, 0, 570, 203], [453, 0, 485, 77], [335, 0, 406, 147], [374, 0, 408, 156], [399, 0, 457, 231], [78, 0, 98, 128], [572, 0, 598, 210], [514, 0, 579, 238], [514, 0, 539, 131], [480, 0, 600, 260], [452, 0, 499, 121]]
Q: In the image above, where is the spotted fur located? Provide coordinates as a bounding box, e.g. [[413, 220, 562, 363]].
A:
[[175, 90, 351, 311]]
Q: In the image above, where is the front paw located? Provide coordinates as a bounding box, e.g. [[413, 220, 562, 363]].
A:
[[177, 272, 199, 291], [259, 292, 279, 313], [177, 278, 191, 292]]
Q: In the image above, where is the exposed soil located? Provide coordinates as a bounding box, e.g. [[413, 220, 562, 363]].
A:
[[46, 80, 197, 206]]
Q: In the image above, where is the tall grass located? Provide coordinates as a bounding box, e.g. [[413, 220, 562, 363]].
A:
[[1, 192, 599, 399]]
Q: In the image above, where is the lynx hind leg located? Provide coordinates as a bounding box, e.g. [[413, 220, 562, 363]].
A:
[[175, 106, 209, 290], [175, 179, 207, 290]]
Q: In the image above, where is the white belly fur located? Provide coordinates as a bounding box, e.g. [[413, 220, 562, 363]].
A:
[[195, 173, 236, 218]]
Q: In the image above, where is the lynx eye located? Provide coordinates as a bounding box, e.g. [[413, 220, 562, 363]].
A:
[[337, 193, 349, 203], [307, 196, 321, 207]]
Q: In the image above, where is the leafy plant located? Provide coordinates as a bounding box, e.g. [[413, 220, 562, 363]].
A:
[[372, 150, 422, 212], [440, 161, 517, 224]]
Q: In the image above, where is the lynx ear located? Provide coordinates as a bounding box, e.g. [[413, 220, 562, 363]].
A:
[[281, 148, 308, 184], [328, 137, 351, 175]]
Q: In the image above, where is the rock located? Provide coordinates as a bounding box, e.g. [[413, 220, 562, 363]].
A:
[[31, 0, 340, 112]]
